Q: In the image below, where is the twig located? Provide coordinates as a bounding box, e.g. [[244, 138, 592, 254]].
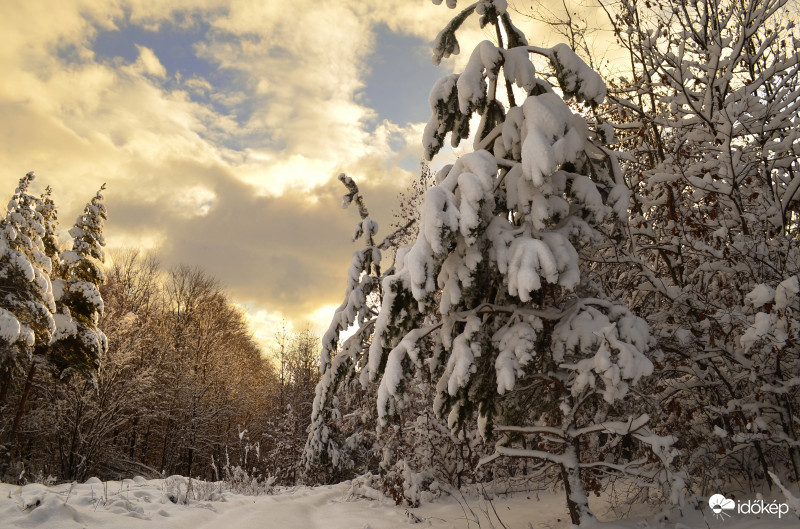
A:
[[64, 481, 76, 506]]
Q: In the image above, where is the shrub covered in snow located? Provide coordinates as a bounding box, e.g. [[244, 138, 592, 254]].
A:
[[589, 0, 800, 492]]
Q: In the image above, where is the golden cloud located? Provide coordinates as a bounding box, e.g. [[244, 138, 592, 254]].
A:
[[1, 0, 613, 341]]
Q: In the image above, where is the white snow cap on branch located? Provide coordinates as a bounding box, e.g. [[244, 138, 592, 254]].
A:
[[556, 307, 653, 403], [494, 319, 540, 394], [445, 314, 483, 396], [0, 308, 22, 344], [551, 43, 606, 105], [457, 41, 502, 115], [775, 275, 799, 310], [521, 93, 587, 187], [503, 47, 536, 92], [433, 0, 508, 13]]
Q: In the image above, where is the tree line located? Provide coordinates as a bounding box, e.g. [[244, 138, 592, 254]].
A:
[[0, 174, 318, 484]]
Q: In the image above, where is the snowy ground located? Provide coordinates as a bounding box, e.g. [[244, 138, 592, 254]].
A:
[[1, 477, 798, 529]]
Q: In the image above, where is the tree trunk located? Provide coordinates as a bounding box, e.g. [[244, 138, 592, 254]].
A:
[[560, 440, 595, 527], [66, 394, 85, 480], [160, 417, 172, 474], [0, 367, 10, 407], [8, 361, 37, 441], [186, 446, 194, 477], [129, 416, 138, 459]]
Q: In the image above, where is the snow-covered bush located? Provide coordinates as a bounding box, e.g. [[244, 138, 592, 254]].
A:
[[370, 378, 492, 506], [220, 465, 275, 496], [216, 428, 276, 495], [592, 0, 800, 491], [164, 475, 226, 503]]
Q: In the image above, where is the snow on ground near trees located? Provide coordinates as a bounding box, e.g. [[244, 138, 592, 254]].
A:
[[1, 478, 799, 529]]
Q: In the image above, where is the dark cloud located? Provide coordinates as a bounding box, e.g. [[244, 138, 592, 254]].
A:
[[105, 158, 408, 323], [0, 0, 452, 335]]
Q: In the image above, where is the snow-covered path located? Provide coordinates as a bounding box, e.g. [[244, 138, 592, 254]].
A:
[[2, 477, 799, 529], [195, 485, 341, 529], [191, 483, 408, 529], [0, 479, 427, 529]]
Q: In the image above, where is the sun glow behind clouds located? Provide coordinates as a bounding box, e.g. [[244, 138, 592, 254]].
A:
[[172, 186, 216, 216], [1, 0, 581, 348]]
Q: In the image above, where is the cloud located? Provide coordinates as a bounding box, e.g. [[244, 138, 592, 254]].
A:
[[133, 44, 167, 78], [0, 0, 608, 344], [196, 3, 378, 160], [0, 0, 454, 341], [103, 158, 407, 323]]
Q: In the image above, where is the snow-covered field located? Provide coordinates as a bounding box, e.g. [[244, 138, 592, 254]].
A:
[[1, 477, 798, 529]]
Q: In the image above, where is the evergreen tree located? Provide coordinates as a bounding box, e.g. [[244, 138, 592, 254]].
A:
[[0, 173, 56, 387], [36, 186, 64, 280], [304, 173, 385, 482], [0, 173, 58, 447], [307, 1, 681, 523], [50, 185, 108, 378]]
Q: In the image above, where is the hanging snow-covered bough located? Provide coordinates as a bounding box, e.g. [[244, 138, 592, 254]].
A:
[[305, 1, 682, 524]]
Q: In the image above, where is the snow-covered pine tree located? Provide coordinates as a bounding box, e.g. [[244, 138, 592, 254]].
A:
[[303, 174, 386, 482], [593, 0, 800, 489], [307, 1, 682, 524], [50, 185, 108, 378], [0, 173, 56, 391], [0, 173, 58, 446], [37, 186, 63, 280]]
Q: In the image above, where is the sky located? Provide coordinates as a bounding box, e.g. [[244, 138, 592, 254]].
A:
[[0, 0, 608, 353]]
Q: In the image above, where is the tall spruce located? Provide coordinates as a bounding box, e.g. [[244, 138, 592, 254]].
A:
[[51, 185, 108, 378], [0, 173, 57, 442], [0, 173, 56, 383], [37, 186, 63, 280]]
